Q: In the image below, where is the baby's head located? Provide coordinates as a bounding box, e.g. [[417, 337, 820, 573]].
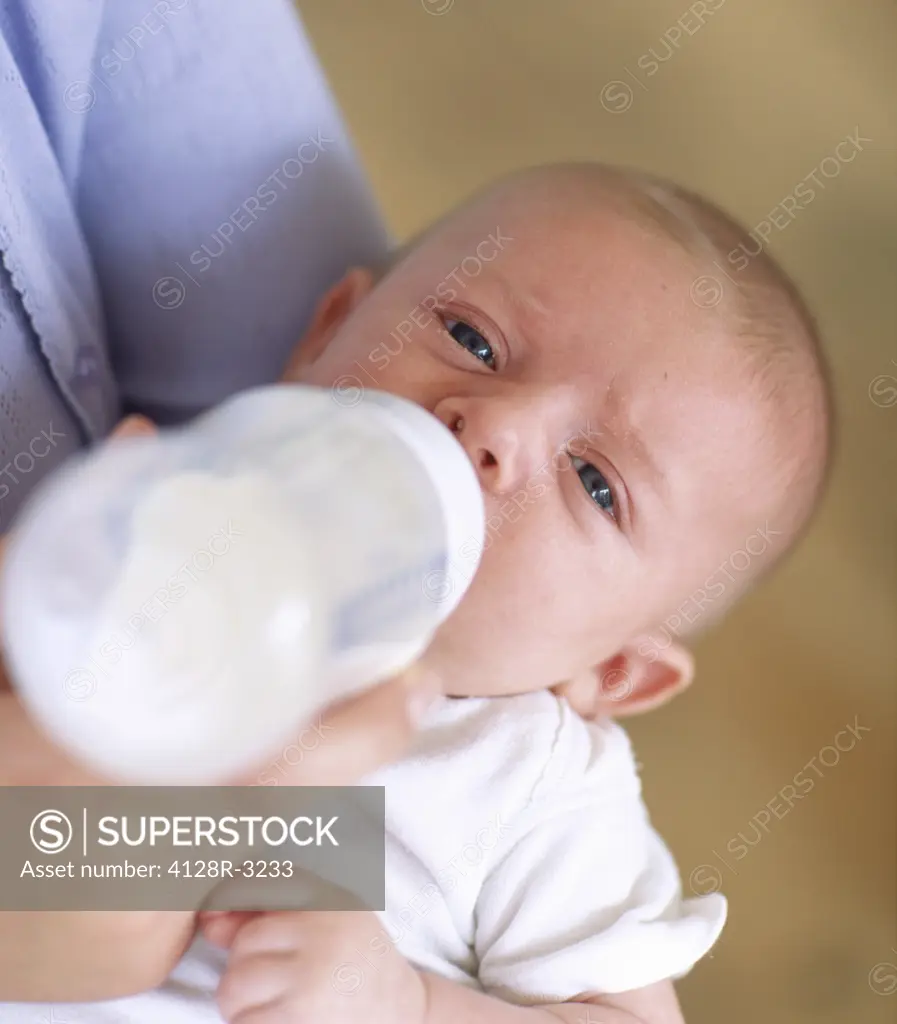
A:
[[284, 163, 833, 715]]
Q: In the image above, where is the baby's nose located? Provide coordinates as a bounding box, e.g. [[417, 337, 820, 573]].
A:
[[436, 398, 538, 496]]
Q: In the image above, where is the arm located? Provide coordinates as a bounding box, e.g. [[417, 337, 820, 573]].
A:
[[202, 910, 685, 1024], [421, 974, 685, 1024], [0, 539, 200, 999], [0, 672, 200, 999]]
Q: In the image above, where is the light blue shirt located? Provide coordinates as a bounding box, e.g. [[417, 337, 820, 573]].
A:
[[0, 0, 390, 531]]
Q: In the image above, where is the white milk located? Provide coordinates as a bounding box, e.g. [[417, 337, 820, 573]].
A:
[[0, 386, 484, 783]]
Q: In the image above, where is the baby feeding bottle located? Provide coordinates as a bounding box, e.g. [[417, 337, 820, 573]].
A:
[[0, 385, 484, 784]]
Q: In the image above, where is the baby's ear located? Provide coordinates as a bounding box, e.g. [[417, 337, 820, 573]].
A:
[[552, 642, 694, 721], [281, 267, 375, 380]]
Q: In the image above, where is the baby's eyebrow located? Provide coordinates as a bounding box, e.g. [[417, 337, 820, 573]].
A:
[[489, 272, 550, 333], [594, 384, 668, 506], [622, 423, 665, 499]]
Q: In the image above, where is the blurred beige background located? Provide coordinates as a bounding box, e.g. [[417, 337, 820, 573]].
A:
[[298, 2, 896, 1021]]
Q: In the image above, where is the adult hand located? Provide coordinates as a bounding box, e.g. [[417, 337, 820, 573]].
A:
[[0, 648, 202, 1000], [0, 417, 439, 1001], [0, 667, 435, 1003]]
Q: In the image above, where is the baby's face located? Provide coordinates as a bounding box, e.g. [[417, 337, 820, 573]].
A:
[[288, 180, 779, 697]]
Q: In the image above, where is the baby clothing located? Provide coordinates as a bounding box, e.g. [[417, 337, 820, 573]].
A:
[[0, 691, 725, 1021], [367, 692, 725, 1002]]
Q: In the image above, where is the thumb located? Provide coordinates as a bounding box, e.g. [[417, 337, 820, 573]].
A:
[[231, 664, 443, 787]]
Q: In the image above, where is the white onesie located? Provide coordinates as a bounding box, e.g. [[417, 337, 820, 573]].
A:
[[0, 692, 726, 1021]]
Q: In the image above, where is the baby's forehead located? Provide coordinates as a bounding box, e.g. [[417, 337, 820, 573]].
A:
[[418, 174, 761, 428], [466, 168, 702, 256], [441, 176, 696, 275]]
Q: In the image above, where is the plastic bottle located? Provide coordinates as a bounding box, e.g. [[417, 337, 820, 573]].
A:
[[0, 385, 484, 784]]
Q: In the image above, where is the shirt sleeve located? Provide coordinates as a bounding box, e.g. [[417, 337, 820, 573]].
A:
[[473, 720, 727, 1004]]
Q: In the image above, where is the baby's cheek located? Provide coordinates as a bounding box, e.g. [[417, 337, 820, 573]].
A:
[[482, 489, 537, 542]]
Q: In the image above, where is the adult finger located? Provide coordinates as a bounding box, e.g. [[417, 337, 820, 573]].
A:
[[108, 414, 157, 440], [232, 664, 442, 788]]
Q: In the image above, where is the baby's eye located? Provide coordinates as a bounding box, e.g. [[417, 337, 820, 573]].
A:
[[571, 456, 615, 518], [444, 318, 496, 370]]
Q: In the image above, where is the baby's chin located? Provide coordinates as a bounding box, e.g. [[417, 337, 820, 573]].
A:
[[423, 629, 559, 700]]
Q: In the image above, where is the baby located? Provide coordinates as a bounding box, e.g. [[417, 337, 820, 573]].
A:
[[8, 163, 832, 1024]]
